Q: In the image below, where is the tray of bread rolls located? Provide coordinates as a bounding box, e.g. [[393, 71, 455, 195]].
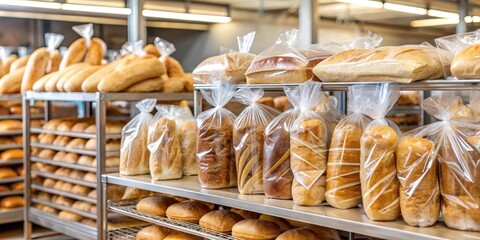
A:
[[108, 225, 145, 240], [31, 184, 96, 204], [32, 197, 97, 220], [30, 142, 119, 157], [0, 130, 22, 136], [0, 159, 22, 166], [31, 170, 97, 188], [30, 156, 118, 173], [0, 176, 23, 184], [30, 128, 122, 140]]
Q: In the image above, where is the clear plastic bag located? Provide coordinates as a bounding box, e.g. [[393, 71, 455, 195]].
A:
[[325, 88, 371, 209], [73, 23, 94, 48], [45, 33, 64, 73], [263, 90, 301, 199], [314, 43, 450, 83], [289, 81, 329, 206], [120, 40, 146, 56], [193, 31, 256, 84], [155, 37, 184, 77], [148, 105, 192, 180], [414, 93, 480, 230], [233, 89, 280, 194], [315, 93, 345, 131], [196, 83, 237, 189], [358, 83, 401, 221], [120, 99, 156, 175], [435, 30, 480, 79]]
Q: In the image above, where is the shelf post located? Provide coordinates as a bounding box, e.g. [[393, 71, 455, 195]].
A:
[[127, 0, 146, 43], [96, 93, 108, 240], [23, 94, 32, 240], [299, 0, 319, 44]]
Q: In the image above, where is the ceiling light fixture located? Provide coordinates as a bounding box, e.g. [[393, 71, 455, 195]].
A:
[[61, 3, 131, 15], [142, 9, 231, 23], [411, 16, 480, 27], [383, 3, 427, 15], [0, 0, 61, 9], [427, 9, 459, 19], [336, 0, 383, 9]]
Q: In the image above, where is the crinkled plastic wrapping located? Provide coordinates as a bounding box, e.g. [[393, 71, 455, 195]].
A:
[[263, 90, 300, 199], [289, 81, 329, 206], [196, 83, 237, 189], [148, 105, 193, 180], [325, 88, 371, 209], [120, 40, 146, 57], [315, 93, 345, 131], [233, 89, 280, 195], [435, 30, 480, 79], [416, 94, 480, 231], [193, 31, 256, 84], [120, 99, 156, 175], [155, 37, 175, 58], [73, 23, 94, 48], [314, 43, 451, 83], [45, 33, 64, 52], [358, 83, 401, 221]]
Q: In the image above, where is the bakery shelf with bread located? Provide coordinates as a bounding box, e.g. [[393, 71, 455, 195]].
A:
[[30, 156, 117, 173], [0, 207, 23, 224], [31, 184, 96, 204], [32, 197, 97, 220], [30, 142, 118, 157], [31, 169, 97, 188]]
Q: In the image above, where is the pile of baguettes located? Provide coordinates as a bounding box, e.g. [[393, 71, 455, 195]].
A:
[[126, 189, 341, 240], [0, 38, 192, 94]]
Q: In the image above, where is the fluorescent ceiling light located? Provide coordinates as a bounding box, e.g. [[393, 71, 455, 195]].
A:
[[336, 0, 383, 8], [411, 16, 480, 27], [143, 9, 231, 23], [384, 2, 427, 15], [0, 0, 61, 9], [427, 9, 459, 19], [62, 3, 131, 15]]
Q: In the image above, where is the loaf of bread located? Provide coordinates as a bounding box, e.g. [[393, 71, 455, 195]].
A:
[[124, 76, 164, 93], [11, 182, 23, 191], [53, 180, 65, 190], [2, 54, 17, 74], [164, 232, 202, 240], [0, 120, 22, 130], [54, 168, 71, 177], [397, 136, 439, 227], [63, 153, 79, 163], [78, 155, 94, 166], [258, 214, 292, 232], [72, 201, 93, 212], [42, 119, 62, 130], [450, 44, 480, 79], [64, 65, 103, 92], [72, 185, 91, 196], [54, 63, 90, 92], [199, 210, 244, 233], [136, 196, 179, 216], [193, 52, 255, 84], [291, 118, 328, 206], [10, 55, 29, 73], [0, 149, 23, 160], [21, 48, 50, 92], [276, 228, 318, 240], [92, 156, 119, 167], [162, 77, 184, 93], [54, 196, 74, 207], [232, 219, 282, 240], [0, 168, 17, 179], [0, 196, 24, 208], [52, 136, 72, 147], [39, 133, 55, 145], [120, 116, 151, 176], [42, 178, 56, 188], [71, 122, 91, 132], [397, 91, 421, 105], [47, 49, 61, 73], [165, 201, 211, 223], [360, 125, 400, 221], [59, 211, 83, 222], [56, 120, 78, 131], [148, 117, 182, 180], [61, 182, 73, 192], [0, 67, 26, 94], [66, 138, 87, 149], [85, 38, 106, 65], [177, 120, 197, 176], [83, 172, 96, 182], [70, 170, 85, 179], [302, 225, 340, 240], [136, 225, 171, 240], [325, 118, 364, 209], [60, 38, 87, 70]]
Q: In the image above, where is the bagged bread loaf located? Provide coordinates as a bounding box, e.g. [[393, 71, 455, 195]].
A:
[[119, 99, 156, 175], [44, 33, 64, 73], [193, 31, 255, 84], [233, 89, 279, 194], [314, 43, 450, 83], [177, 107, 197, 176], [326, 88, 371, 209], [358, 84, 401, 221], [290, 81, 329, 206], [21, 48, 50, 92], [155, 37, 185, 78], [264, 100, 299, 200], [60, 23, 105, 70], [196, 83, 237, 189], [147, 105, 187, 180]]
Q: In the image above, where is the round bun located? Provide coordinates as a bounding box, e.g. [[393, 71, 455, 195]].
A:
[[232, 219, 282, 240], [136, 196, 179, 217], [136, 225, 171, 240], [163, 231, 202, 240], [302, 225, 340, 240], [258, 214, 292, 232], [276, 228, 318, 240], [231, 208, 259, 220], [285, 219, 308, 228], [166, 201, 211, 223], [199, 210, 244, 232]]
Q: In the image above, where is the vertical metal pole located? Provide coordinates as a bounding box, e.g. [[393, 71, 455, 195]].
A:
[[96, 93, 107, 240], [348, 232, 355, 240], [128, 0, 146, 42], [457, 0, 468, 34], [334, 91, 348, 115], [45, 101, 52, 121], [22, 94, 32, 240], [299, 0, 319, 45], [193, 89, 203, 118]]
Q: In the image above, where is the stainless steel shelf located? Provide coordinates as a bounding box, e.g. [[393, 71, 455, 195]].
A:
[[108, 199, 238, 240], [0, 176, 23, 184], [25, 91, 193, 102], [30, 142, 119, 157], [0, 94, 21, 101], [109, 225, 145, 240], [32, 170, 97, 188], [0, 159, 22, 166], [29, 208, 96, 240], [0, 190, 23, 197], [30, 157, 118, 173], [30, 128, 121, 139], [32, 197, 97, 220], [195, 80, 480, 91], [103, 174, 480, 240], [0, 207, 23, 224], [390, 105, 422, 115], [0, 114, 44, 120], [0, 130, 22, 136], [0, 144, 22, 150], [31, 184, 96, 204]]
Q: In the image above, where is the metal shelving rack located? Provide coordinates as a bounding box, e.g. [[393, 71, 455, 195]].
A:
[[103, 80, 480, 240], [23, 91, 193, 240]]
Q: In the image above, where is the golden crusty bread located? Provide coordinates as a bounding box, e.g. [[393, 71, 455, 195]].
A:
[[0, 67, 26, 94], [60, 38, 87, 70], [144, 44, 160, 58], [232, 219, 282, 240], [21, 48, 50, 92], [64, 65, 103, 92], [136, 196, 179, 217], [85, 37, 106, 65], [194, 52, 255, 84], [163, 231, 202, 240], [451, 44, 480, 79], [276, 228, 319, 240], [258, 214, 292, 232], [125, 76, 164, 93], [199, 210, 244, 233], [136, 225, 171, 240], [230, 208, 259, 220], [10, 55, 29, 73], [165, 201, 211, 223]]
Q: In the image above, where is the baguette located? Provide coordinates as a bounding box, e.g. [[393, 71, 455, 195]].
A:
[[10, 55, 29, 73], [45, 63, 88, 92], [85, 38, 106, 65], [21, 48, 50, 92], [56, 63, 90, 91], [125, 76, 164, 92], [60, 38, 87, 70], [3, 55, 17, 74], [64, 65, 102, 92], [162, 77, 184, 93], [47, 50, 61, 73], [81, 58, 127, 92], [32, 72, 57, 92], [144, 44, 160, 57], [98, 58, 165, 92], [163, 56, 185, 77], [0, 67, 26, 94]]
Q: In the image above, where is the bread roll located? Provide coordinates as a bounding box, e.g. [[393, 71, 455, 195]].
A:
[[42, 119, 62, 130], [39, 133, 55, 145], [54, 196, 74, 206], [165, 201, 211, 223], [72, 201, 93, 212], [12, 135, 23, 144], [397, 91, 421, 105], [56, 120, 78, 131], [64, 153, 79, 163], [0, 196, 24, 208], [11, 182, 24, 191], [60, 38, 87, 70], [0, 67, 26, 94], [72, 185, 91, 196], [92, 156, 119, 167], [61, 182, 73, 192], [276, 228, 318, 240], [163, 232, 202, 240], [59, 210, 83, 222], [148, 117, 182, 180], [43, 178, 56, 188], [360, 125, 400, 221], [52, 136, 72, 147], [21, 48, 50, 92], [54, 168, 71, 177], [302, 225, 340, 240], [232, 219, 282, 240], [397, 136, 439, 227], [71, 122, 91, 132], [0, 149, 23, 160], [291, 118, 328, 206], [85, 138, 120, 151], [53, 180, 65, 190], [78, 155, 94, 166], [84, 121, 124, 134], [85, 38, 106, 65], [230, 208, 259, 220], [83, 172, 96, 182], [0, 120, 22, 130], [120, 118, 150, 176], [121, 187, 151, 200], [199, 210, 244, 233], [37, 192, 51, 201], [258, 214, 291, 232], [136, 225, 171, 240], [66, 138, 87, 149], [136, 196, 179, 216], [0, 186, 9, 192], [70, 170, 86, 179], [10, 55, 29, 73], [325, 118, 363, 209], [125, 76, 164, 93], [0, 168, 17, 179]]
